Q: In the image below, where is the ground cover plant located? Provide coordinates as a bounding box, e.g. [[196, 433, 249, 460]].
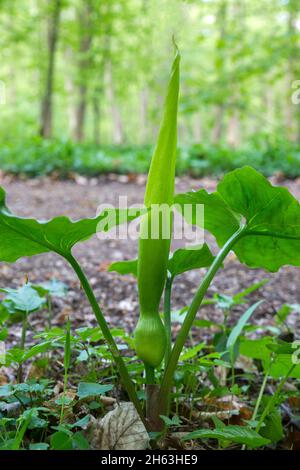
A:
[[1, 138, 300, 179], [1, 51, 300, 451]]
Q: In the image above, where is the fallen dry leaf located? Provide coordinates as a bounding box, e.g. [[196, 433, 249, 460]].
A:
[[0, 371, 8, 386], [86, 402, 149, 450], [282, 429, 300, 450]]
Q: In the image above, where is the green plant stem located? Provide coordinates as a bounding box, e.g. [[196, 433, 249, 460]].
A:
[[11, 414, 32, 450], [65, 252, 145, 425], [231, 363, 235, 389], [241, 364, 272, 450], [60, 369, 68, 424], [164, 274, 173, 367], [158, 226, 246, 414], [20, 312, 28, 350], [47, 295, 52, 329], [252, 365, 271, 423], [17, 313, 28, 383], [255, 364, 296, 433]]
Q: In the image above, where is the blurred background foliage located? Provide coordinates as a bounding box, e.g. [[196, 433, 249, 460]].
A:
[[0, 0, 300, 177]]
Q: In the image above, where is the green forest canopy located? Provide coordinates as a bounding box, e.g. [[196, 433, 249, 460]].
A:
[[0, 0, 299, 148]]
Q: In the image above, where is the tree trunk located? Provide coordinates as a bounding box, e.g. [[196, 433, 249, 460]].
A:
[[227, 109, 240, 147], [212, 104, 225, 144], [74, 84, 88, 142], [211, 0, 227, 145], [226, 0, 243, 147], [93, 97, 101, 145], [193, 112, 202, 143], [64, 48, 77, 137], [40, 0, 61, 138], [285, 0, 299, 141], [74, 2, 93, 142], [106, 60, 124, 145], [285, 54, 294, 139]]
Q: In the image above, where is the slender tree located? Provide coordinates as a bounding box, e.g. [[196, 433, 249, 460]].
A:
[[40, 0, 62, 138], [74, 0, 93, 142]]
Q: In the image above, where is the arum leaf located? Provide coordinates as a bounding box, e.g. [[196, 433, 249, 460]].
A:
[[108, 259, 138, 276], [167, 243, 214, 278], [183, 425, 270, 448], [175, 166, 300, 272], [175, 189, 239, 246], [0, 187, 142, 262]]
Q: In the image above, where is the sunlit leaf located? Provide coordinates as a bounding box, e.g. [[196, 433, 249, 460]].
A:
[[175, 166, 300, 272], [0, 187, 142, 262]]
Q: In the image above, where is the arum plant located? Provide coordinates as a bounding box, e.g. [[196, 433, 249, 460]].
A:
[[110, 52, 300, 430], [2, 49, 300, 438], [134, 50, 180, 383]]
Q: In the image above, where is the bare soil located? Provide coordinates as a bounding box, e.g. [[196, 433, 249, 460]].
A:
[[1, 172, 300, 348]]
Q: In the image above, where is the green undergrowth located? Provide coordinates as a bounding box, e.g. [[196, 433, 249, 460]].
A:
[[1, 137, 300, 178]]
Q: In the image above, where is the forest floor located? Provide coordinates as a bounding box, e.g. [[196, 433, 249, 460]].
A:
[[1, 172, 300, 351]]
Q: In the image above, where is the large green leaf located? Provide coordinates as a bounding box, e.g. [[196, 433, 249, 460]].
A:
[[175, 166, 300, 272], [0, 187, 141, 262], [175, 189, 239, 247]]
